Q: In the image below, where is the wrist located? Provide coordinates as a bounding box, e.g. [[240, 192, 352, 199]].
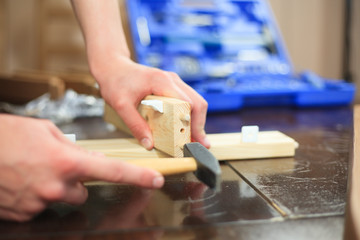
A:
[[88, 50, 132, 84], [86, 40, 130, 68]]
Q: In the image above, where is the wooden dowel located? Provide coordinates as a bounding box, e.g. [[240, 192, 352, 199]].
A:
[[126, 157, 197, 175]]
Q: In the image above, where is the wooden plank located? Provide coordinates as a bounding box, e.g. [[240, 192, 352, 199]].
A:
[[104, 95, 191, 157], [77, 131, 298, 161], [207, 131, 298, 160], [344, 105, 360, 240]]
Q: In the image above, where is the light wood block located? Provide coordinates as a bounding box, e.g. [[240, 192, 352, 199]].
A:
[[104, 95, 191, 157], [77, 131, 298, 161]]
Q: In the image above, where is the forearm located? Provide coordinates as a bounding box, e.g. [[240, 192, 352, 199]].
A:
[[71, 0, 130, 67]]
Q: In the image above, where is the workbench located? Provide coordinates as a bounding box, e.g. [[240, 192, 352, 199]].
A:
[[0, 106, 353, 239]]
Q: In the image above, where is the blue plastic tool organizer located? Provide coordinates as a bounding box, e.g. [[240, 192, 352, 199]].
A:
[[126, 0, 355, 111]]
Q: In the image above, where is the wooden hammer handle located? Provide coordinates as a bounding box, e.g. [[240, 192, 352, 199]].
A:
[[126, 157, 197, 175]]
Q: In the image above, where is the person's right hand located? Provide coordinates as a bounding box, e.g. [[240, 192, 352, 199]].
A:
[[0, 114, 164, 222]]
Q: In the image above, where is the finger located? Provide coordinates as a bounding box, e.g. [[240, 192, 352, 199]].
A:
[[0, 187, 16, 208], [0, 206, 33, 222], [71, 150, 164, 188], [173, 77, 211, 148], [0, 186, 47, 219], [151, 71, 192, 103], [61, 181, 88, 205], [190, 103, 211, 148], [45, 120, 89, 152], [114, 101, 154, 150]]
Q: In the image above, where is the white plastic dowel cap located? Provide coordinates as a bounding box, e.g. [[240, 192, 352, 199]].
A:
[[241, 125, 259, 143], [64, 134, 76, 143], [141, 100, 164, 113]]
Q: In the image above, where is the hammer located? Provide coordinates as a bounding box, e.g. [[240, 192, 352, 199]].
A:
[[127, 142, 222, 190]]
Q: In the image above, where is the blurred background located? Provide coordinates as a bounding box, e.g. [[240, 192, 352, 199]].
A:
[[0, 0, 359, 101]]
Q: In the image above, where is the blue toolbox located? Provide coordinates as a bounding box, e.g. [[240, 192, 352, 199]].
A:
[[126, 0, 355, 111]]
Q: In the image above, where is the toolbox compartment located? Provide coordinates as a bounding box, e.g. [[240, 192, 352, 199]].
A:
[[126, 0, 355, 111]]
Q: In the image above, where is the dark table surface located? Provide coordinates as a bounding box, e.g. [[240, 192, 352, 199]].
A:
[[0, 106, 353, 240]]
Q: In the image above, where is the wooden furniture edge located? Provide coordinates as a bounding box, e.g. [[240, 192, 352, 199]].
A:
[[0, 73, 65, 103], [14, 70, 100, 97]]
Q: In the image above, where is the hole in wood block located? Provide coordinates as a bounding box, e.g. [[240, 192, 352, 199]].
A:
[[180, 128, 185, 133]]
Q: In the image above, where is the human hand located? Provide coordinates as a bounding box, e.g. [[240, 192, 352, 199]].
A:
[[71, 0, 210, 150], [0, 114, 164, 222], [90, 56, 210, 150]]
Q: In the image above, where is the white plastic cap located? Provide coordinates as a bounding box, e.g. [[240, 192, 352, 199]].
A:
[[141, 99, 164, 113], [241, 125, 259, 143], [64, 134, 76, 143]]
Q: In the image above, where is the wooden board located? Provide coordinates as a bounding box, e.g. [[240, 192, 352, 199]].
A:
[[77, 131, 298, 161]]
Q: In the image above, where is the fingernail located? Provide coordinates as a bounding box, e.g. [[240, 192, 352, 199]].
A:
[[152, 175, 164, 188], [141, 138, 152, 150], [203, 136, 211, 148]]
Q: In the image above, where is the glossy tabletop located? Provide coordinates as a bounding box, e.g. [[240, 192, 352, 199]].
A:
[[0, 106, 353, 240]]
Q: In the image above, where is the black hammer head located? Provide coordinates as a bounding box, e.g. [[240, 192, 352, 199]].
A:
[[183, 142, 222, 191]]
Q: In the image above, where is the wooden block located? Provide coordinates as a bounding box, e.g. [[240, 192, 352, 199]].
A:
[[77, 131, 298, 161], [104, 95, 191, 157]]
